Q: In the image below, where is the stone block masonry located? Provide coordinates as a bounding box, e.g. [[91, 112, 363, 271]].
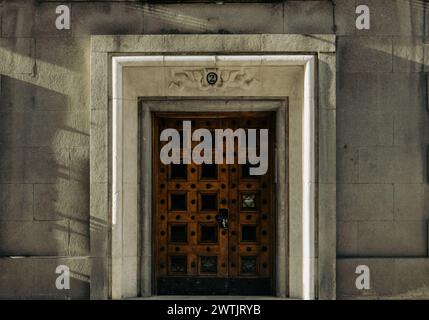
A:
[[0, 0, 428, 299]]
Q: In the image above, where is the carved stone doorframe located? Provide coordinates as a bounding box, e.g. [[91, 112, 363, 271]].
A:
[[89, 35, 336, 300], [142, 99, 287, 297]]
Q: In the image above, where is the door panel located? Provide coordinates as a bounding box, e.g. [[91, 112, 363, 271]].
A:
[[153, 112, 275, 295]]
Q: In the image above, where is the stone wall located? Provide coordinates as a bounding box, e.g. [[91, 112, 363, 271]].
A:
[[0, 0, 428, 299], [335, 0, 429, 299]]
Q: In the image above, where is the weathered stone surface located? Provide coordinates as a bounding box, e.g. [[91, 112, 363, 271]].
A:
[[0, 111, 26, 146], [262, 34, 335, 52], [34, 111, 89, 147], [337, 258, 397, 298], [0, 111, 89, 148], [284, 1, 333, 34], [89, 109, 108, 185], [424, 45, 429, 71], [337, 258, 429, 299], [318, 183, 336, 299], [354, 0, 424, 36], [90, 257, 109, 299], [337, 36, 392, 73], [338, 184, 394, 221], [394, 259, 429, 297], [123, 183, 138, 258], [34, 3, 72, 37], [72, 3, 144, 36], [337, 72, 377, 112], [69, 146, 89, 183], [34, 182, 89, 221], [122, 105, 138, 187], [337, 221, 358, 256], [393, 37, 424, 72], [2, 0, 34, 37], [0, 38, 34, 75], [288, 256, 303, 298], [90, 53, 108, 110], [33, 257, 90, 299], [0, 74, 69, 111], [319, 109, 336, 183], [359, 146, 424, 183], [90, 109, 107, 149], [35, 37, 90, 112], [318, 53, 336, 109], [288, 200, 302, 258], [90, 143, 107, 184], [0, 147, 69, 183], [89, 109, 107, 181], [143, 3, 283, 34], [394, 113, 429, 146], [376, 73, 426, 115], [0, 257, 90, 299], [90, 183, 108, 222], [337, 146, 359, 183], [90, 216, 109, 258], [165, 34, 262, 52], [357, 221, 427, 256], [122, 256, 138, 298], [69, 219, 90, 256], [0, 184, 33, 221], [92, 34, 335, 53], [91, 34, 164, 53], [338, 107, 394, 147], [394, 184, 429, 221], [385, 79, 429, 147], [0, 220, 69, 256], [36, 37, 90, 75], [124, 66, 165, 99], [334, 0, 356, 36], [258, 66, 303, 99], [0, 257, 34, 299]]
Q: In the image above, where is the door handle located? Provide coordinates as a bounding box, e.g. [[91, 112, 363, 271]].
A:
[[216, 208, 229, 230]]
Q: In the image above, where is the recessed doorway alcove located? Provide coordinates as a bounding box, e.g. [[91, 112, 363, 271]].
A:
[[89, 35, 336, 300]]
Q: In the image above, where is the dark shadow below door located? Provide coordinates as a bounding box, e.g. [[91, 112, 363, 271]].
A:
[[157, 277, 274, 295]]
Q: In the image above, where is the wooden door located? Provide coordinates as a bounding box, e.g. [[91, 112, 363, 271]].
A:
[[153, 112, 275, 295]]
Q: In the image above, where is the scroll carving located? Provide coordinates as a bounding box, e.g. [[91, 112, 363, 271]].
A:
[[168, 68, 258, 91]]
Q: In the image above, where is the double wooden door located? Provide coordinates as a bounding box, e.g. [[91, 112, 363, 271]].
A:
[[153, 112, 275, 295]]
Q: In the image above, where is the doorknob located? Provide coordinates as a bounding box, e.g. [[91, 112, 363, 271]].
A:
[[216, 208, 229, 230]]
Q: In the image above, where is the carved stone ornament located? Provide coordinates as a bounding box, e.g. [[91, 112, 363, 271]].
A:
[[168, 68, 259, 91]]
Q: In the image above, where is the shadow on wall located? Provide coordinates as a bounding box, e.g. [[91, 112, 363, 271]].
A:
[[0, 0, 428, 299], [0, 256, 90, 299], [0, 6, 94, 296], [336, 41, 429, 259], [69, 2, 284, 35], [0, 75, 90, 298]]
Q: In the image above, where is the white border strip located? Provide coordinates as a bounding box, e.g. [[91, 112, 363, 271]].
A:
[[302, 57, 315, 300]]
